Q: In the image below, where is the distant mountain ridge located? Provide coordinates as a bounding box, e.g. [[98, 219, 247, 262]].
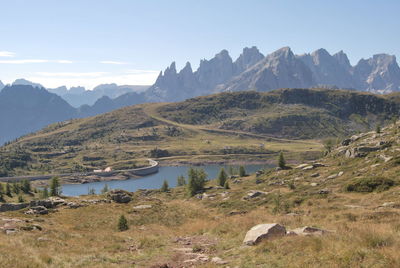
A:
[[147, 46, 400, 101]]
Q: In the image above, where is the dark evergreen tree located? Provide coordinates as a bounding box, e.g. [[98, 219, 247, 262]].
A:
[[239, 166, 246, 177], [161, 180, 169, 192], [177, 175, 186, 186], [118, 215, 129, 231], [278, 152, 286, 169], [50, 177, 61, 196], [217, 168, 227, 187]]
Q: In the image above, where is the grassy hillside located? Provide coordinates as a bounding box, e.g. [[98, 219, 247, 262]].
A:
[[2, 119, 400, 267], [1, 88, 399, 176]]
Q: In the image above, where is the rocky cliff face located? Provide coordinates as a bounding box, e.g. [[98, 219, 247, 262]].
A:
[[353, 54, 400, 93], [145, 46, 400, 102]]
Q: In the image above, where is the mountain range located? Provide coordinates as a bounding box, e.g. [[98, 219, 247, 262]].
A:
[[1, 46, 400, 144], [148, 46, 400, 101]]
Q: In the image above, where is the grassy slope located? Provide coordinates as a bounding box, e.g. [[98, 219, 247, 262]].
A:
[[2, 122, 400, 267], [1, 88, 399, 177]]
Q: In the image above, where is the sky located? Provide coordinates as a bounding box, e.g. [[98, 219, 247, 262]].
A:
[[0, 0, 399, 89]]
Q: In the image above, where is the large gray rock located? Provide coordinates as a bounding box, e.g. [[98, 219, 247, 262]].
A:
[[107, 189, 132, 203], [243, 223, 286, 245]]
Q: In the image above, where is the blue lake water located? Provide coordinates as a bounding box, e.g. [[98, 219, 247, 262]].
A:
[[61, 164, 271, 196]]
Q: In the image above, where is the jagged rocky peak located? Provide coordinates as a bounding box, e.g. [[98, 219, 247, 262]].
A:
[[234, 46, 264, 73], [354, 53, 400, 92], [0, 80, 4, 90], [311, 48, 332, 64], [196, 49, 234, 88], [333, 50, 352, 70]]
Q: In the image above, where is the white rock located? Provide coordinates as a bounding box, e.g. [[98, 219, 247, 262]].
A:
[[243, 223, 286, 245]]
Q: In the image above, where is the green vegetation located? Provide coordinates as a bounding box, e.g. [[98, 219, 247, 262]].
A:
[[160, 180, 169, 192], [239, 165, 246, 177], [278, 151, 286, 169], [187, 168, 207, 196], [177, 175, 186, 186], [345, 177, 395, 192], [117, 215, 129, 231], [50, 177, 61, 196], [217, 168, 227, 186]]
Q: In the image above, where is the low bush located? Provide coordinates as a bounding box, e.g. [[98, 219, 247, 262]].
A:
[[345, 177, 395, 192]]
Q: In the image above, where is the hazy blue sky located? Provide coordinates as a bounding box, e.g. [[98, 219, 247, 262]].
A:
[[0, 0, 399, 88]]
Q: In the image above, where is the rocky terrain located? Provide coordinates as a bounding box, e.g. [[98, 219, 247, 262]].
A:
[[1, 121, 400, 267]]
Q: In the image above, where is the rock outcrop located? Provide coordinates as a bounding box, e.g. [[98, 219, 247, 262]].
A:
[[243, 223, 287, 245], [107, 189, 133, 203]]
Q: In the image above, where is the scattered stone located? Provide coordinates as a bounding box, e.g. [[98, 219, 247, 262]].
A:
[[288, 226, 328, 236], [313, 163, 326, 167], [243, 223, 286, 245], [133, 204, 152, 210], [66, 202, 84, 209], [107, 189, 132, 203], [326, 174, 337, 180], [341, 138, 352, 146], [318, 189, 331, 194], [310, 183, 318, 187], [211, 257, 228, 265], [311, 173, 320, 178], [338, 171, 344, 177], [243, 190, 268, 200], [228, 210, 247, 216], [379, 154, 393, 162], [302, 165, 314, 170], [25, 206, 49, 215], [295, 163, 309, 169]]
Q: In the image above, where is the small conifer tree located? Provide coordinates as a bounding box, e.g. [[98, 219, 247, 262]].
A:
[[42, 187, 49, 198], [376, 125, 381, 134], [50, 177, 61, 196], [239, 166, 246, 177], [177, 175, 186, 186], [101, 184, 110, 194], [118, 215, 129, 231], [217, 168, 227, 187], [6, 183, 12, 197], [278, 151, 286, 169], [161, 180, 169, 192]]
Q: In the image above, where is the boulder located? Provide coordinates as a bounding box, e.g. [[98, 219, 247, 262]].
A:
[[25, 206, 49, 215], [243, 223, 286, 245], [29, 197, 65, 209], [107, 189, 132, 203], [211, 257, 228, 265]]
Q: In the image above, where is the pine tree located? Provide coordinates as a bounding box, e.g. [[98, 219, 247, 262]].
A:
[[12, 182, 20, 194], [177, 175, 186, 186], [42, 187, 49, 198], [161, 180, 169, 192], [187, 168, 207, 196], [278, 151, 286, 169], [239, 166, 246, 177], [217, 168, 227, 187], [376, 125, 381, 134], [22, 179, 31, 193], [6, 183, 12, 197], [18, 195, 24, 203], [118, 215, 129, 231], [50, 177, 61, 196]]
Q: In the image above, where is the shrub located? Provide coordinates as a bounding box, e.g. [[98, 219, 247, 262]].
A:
[[118, 215, 129, 231], [345, 177, 394, 192], [224, 181, 230, 189]]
